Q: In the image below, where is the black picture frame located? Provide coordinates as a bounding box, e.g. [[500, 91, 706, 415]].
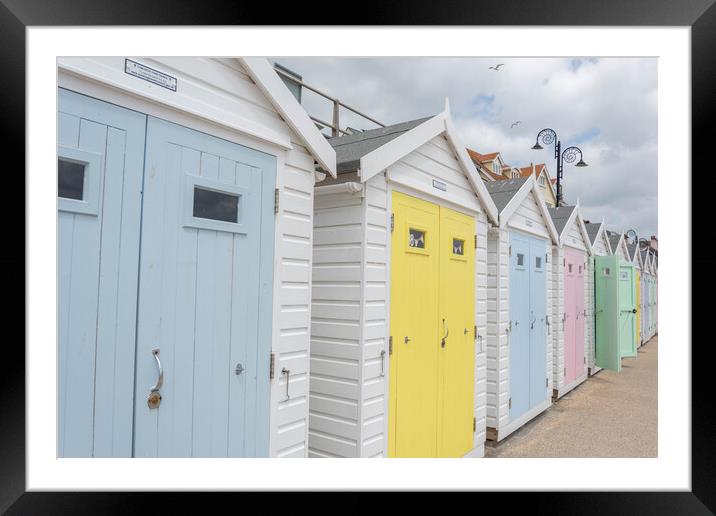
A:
[[4, 0, 708, 511]]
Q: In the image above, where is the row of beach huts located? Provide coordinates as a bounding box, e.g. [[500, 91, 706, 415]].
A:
[[57, 57, 657, 458]]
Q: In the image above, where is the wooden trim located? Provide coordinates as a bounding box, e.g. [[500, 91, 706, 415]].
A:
[[239, 57, 337, 177]]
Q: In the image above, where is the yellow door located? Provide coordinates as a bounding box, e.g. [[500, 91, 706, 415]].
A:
[[636, 270, 641, 345], [389, 191, 440, 457], [388, 191, 475, 457], [437, 206, 475, 457]]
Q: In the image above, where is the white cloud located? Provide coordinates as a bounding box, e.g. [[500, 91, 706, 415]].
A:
[[272, 57, 657, 238]]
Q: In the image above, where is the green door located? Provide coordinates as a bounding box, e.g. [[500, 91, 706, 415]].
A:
[[619, 262, 637, 358], [594, 256, 620, 372]]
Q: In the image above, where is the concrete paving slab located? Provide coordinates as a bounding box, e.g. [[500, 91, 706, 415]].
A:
[[485, 335, 658, 458]]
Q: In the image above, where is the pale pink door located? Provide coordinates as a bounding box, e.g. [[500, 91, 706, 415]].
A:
[[563, 251, 576, 385]]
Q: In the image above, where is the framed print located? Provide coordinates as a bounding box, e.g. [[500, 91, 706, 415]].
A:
[[5, 0, 710, 511]]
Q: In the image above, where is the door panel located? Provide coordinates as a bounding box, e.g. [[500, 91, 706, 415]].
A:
[[573, 254, 585, 378], [595, 255, 621, 372], [528, 238, 547, 408], [437, 206, 475, 457], [563, 251, 576, 384], [389, 191, 440, 457], [133, 116, 276, 457], [509, 233, 531, 420], [619, 262, 637, 358], [57, 89, 146, 457], [636, 271, 641, 345]]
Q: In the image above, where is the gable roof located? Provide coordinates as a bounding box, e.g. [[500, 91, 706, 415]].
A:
[[485, 175, 559, 243], [485, 176, 530, 213], [329, 117, 432, 173], [606, 230, 624, 255], [585, 222, 603, 245], [627, 241, 639, 261], [547, 205, 576, 236], [326, 108, 499, 224], [239, 57, 337, 177], [547, 204, 592, 252]]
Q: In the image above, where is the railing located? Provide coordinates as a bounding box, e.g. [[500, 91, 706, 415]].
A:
[[274, 66, 385, 137]]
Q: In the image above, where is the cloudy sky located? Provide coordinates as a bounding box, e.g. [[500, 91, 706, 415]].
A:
[[272, 57, 658, 239]]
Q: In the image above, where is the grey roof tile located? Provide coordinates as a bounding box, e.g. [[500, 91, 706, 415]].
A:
[[547, 205, 576, 236], [484, 177, 531, 213], [328, 117, 433, 173], [584, 222, 603, 245], [606, 230, 623, 253]]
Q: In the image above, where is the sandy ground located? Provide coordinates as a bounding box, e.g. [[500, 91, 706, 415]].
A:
[[485, 335, 658, 458]]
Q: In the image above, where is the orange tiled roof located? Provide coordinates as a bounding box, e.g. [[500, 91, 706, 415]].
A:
[[518, 163, 548, 179]]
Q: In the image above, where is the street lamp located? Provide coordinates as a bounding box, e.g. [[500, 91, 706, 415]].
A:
[[531, 128, 588, 205]]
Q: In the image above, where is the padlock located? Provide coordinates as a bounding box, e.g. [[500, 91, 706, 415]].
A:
[[147, 391, 162, 409]]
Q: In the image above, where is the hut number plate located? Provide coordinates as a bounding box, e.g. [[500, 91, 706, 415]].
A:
[[125, 59, 178, 91], [432, 179, 447, 191]]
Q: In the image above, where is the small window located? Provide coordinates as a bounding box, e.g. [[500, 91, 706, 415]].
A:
[[579, 265, 582, 273], [536, 256, 542, 268], [193, 187, 239, 223], [453, 238, 464, 255], [620, 271, 629, 280], [517, 253, 524, 266], [409, 229, 425, 248], [568, 264, 573, 272], [602, 267, 611, 277], [58, 159, 86, 200]]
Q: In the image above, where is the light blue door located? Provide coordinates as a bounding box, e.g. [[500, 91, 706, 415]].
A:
[[509, 233, 531, 420], [58, 88, 147, 457], [528, 238, 547, 409], [132, 117, 276, 457]]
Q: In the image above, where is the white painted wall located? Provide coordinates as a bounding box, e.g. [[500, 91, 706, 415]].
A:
[[58, 57, 321, 458]]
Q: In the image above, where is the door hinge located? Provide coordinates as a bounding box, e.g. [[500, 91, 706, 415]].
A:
[[474, 234, 477, 249], [508, 397, 512, 409], [563, 367, 567, 377], [546, 253, 549, 264], [274, 188, 280, 214], [474, 324, 478, 341], [563, 258, 566, 266], [269, 352, 276, 379], [509, 320, 512, 332], [390, 213, 394, 232], [584, 356, 586, 364], [473, 416, 476, 432], [546, 377, 549, 388], [509, 245, 512, 256], [389, 335, 393, 355]]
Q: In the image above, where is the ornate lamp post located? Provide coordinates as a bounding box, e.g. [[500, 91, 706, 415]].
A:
[[531, 128, 588, 205]]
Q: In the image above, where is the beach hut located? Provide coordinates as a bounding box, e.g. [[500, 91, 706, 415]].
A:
[[57, 57, 337, 457], [308, 105, 499, 458], [645, 250, 658, 340], [484, 176, 559, 442], [594, 230, 637, 372], [547, 205, 592, 399], [584, 220, 612, 376], [628, 242, 643, 347], [640, 249, 650, 344]]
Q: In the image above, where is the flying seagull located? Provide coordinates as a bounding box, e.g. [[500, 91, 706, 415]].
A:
[[510, 121, 522, 128], [488, 64, 505, 71]]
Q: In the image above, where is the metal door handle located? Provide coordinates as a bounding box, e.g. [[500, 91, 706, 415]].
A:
[[441, 319, 449, 348], [404, 336, 411, 344], [282, 368, 291, 399], [380, 350, 386, 377], [150, 348, 163, 392], [530, 311, 536, 329]]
